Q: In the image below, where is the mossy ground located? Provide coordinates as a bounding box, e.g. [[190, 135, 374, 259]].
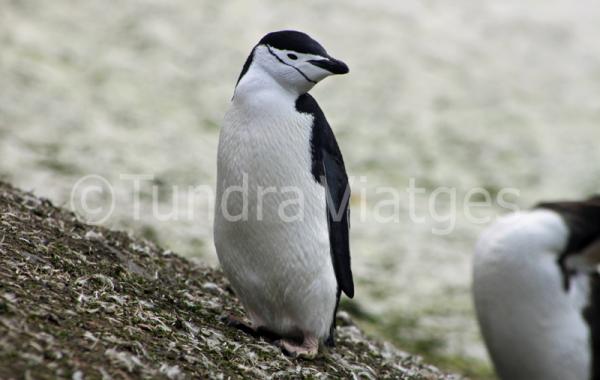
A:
[[340, 300, 495, 379], [0, 181, 459, 379]]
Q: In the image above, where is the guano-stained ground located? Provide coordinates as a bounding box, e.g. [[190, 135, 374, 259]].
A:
[[0, 182, 458, 379]]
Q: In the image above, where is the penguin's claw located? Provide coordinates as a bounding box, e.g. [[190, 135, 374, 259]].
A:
[[275, 336, 319, 359], [221, 314, 256, 335], [222, 314, 283, 342]]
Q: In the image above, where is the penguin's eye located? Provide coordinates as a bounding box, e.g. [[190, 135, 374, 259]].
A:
[[287, 53, 298, 60]]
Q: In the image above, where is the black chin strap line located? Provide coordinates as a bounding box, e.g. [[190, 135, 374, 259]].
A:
[[266, 45, 317, 84]]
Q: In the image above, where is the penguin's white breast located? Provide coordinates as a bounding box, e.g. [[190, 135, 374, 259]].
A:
[[217, 89, 323, 215], [216, 89, 330, 248]]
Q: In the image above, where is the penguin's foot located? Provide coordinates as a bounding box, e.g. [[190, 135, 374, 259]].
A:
[[276, 334, 319, 359], [222, 314, 282, 342]]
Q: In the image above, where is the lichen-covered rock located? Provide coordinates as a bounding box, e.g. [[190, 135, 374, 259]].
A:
[[0, 182, 459, 379]]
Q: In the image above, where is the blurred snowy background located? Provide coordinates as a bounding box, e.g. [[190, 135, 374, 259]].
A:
[[2, 0, 600, 377]]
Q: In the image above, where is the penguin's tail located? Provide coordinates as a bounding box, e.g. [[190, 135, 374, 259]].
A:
[[325, 327, 335, 347], [325, 288, 341, 347]]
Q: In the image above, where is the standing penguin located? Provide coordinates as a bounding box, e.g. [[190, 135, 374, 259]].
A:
[[214, 30, 353, 358], [472, 196, 600, 380]]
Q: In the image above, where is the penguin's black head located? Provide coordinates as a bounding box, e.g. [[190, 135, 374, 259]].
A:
[[235, 30, 349, 95], [258, 31, 349, 75]]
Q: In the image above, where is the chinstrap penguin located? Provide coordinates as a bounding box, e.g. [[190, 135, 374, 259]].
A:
[[214, 30, 353, 358], [472, 196, 600, 380]]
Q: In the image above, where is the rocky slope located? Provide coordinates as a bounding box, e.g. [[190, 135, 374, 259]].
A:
[[0, 182, 458, 379]]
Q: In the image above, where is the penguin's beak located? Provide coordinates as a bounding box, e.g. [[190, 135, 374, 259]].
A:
[[308, 56, 349, 75]]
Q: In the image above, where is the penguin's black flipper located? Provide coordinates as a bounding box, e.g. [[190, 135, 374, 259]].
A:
[[322, 150, 353, 298], [295, 93, 354, 299]]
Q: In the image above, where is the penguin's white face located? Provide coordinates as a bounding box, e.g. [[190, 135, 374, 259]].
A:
[[234, 30, 349, 96], [252, 45, 348, 94]]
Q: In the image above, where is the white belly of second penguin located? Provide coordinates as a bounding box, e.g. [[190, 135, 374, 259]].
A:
[[214, 93, 337, 340]]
